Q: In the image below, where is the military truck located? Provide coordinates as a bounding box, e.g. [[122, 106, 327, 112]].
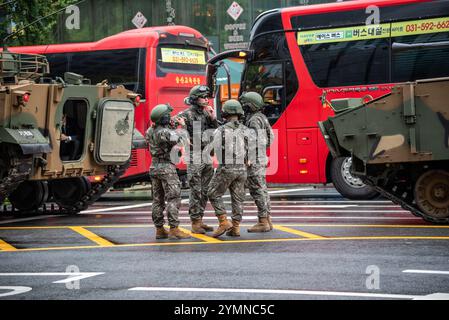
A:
[[319, 78, 449, 224], [0, 50, 140, 214]]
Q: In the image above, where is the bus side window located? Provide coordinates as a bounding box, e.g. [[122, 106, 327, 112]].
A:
[[392, 32, 449, 82]]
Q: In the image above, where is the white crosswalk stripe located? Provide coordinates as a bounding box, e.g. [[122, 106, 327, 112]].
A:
[[79, 194, 419, 223]]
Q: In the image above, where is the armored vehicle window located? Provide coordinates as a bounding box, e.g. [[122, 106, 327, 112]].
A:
[[59, 99, 88, 162], [392, 31, 449, 82], [46, 48, 146, 98], [300, 38, 390, 88]]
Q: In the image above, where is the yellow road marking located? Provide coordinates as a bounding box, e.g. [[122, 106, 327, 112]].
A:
[[2, 223, 449, 231], [69, 227, 115, 247], [1, 236, 449, 253], [278, 224, 449, 229], [0, 238, 17, 251], [273, 225, 325, 239], [3, 223, 449, 231], [178, 227, 222, 243]]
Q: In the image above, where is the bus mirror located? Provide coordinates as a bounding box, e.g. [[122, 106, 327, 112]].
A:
[[206, 63, 218, 98], [262, 86, 283, 105]]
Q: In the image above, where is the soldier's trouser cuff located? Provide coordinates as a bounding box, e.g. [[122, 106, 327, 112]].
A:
[[215, 212, 227, 217], [154, 223, 164, 228], [189, 212, 205, 220]]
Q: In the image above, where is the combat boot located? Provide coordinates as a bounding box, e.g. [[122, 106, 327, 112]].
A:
[[168, 227, 192, 240], [267, 215, 273, 231], [247, 217, 271, 233], [212, 215, 233, 238], [155, 227, 169, 239], [226, 220, 240, 237], [191, 219, 206, 234], [200, 218, 214, 232]]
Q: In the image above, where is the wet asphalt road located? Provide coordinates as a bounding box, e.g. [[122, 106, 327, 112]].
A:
[[0, 186, 448, 301]]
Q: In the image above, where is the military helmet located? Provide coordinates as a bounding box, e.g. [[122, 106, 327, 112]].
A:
[[189, 85, 210, 99], [150, 103, 173, 123], [240, 91, 264, 111], [222, 99, 244, 116]]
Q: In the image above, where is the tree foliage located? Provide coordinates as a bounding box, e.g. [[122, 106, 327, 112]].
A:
[[0, 0, 74, 47]]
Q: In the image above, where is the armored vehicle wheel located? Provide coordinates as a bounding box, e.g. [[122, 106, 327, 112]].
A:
[[331, 157, 379, 200], [50, 177, 91, 212], [8, 181, 49, 212], [414, 170, 449, 223]]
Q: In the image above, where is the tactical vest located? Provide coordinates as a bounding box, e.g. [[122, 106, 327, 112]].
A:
[[146, 126, 175, 163]]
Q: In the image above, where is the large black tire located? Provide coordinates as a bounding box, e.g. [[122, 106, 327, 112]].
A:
[[331, 157, 379, 200], [9, 181, 49, 212], [49, 177, 91, 212]]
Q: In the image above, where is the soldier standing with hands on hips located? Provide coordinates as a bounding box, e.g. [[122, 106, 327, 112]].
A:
[[240, 92, 274, 233], [145, 104, 191, 240], [178, 85, 219, 234]]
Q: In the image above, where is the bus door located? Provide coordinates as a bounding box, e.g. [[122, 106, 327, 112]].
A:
[[242, 60, 289, 183]]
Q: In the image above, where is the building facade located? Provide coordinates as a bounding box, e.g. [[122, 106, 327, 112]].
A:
[[51, 0, 335, 52]]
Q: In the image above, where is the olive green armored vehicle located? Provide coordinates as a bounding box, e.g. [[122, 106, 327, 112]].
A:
[[320, 78, 449, 224], [0, 50, 139, 214]]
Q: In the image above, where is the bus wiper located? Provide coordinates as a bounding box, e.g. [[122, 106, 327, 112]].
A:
[[392, 41, 449, 53]]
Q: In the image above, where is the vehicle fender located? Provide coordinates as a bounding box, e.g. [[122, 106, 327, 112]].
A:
[[0, 127, 51, 155]]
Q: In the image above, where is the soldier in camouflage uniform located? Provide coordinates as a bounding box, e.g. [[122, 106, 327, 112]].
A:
[[145, 104, 191, 240], [240, 92, 275, 233], [207, 100, 249, 238], [178, 85, 218, 234]]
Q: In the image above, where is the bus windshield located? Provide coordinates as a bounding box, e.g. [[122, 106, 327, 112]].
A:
[[156, 44, 207, 75], [46, 48, 146, 98]]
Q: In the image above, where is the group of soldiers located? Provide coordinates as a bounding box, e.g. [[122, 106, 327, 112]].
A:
[[145, 85, 274, 240]]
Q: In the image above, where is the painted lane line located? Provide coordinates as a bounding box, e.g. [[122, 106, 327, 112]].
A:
[[0, 223, 442, 231], [0, 286, 32, 298], [0, 238, 17, 251], [241, 201, 395, 204], [134, 216, 421, 221], [235, 205, 401, 208], [177, 227, 222, 243], [87, 210, 411, 215], [267, 187, 314, 195], [83, 198, 393, 214], [2, 236, 449, 254], [0, 215, 62, 225], [268, 224, 449, 229], [81, 203, 152, 214], [180, 209, 412, 213], [403, 270, 449, 276], [128, 286, 422, 300], [413, 293, 449, 300], [231, 205, 362, 208], [69, 227, 115, 247], [273, 225, 325, 239], [0, 272, 105, 284]]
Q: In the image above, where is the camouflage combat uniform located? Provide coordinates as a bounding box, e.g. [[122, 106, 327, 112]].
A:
[[178, 104, 218, 221], [207, 120, 249, 223], [245, 111, 274, 219], [146, 124, 183, 229]]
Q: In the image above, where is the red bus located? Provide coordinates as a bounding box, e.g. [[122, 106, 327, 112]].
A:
[[208, 0, 449, 199], [11, 26, 210, 187]]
